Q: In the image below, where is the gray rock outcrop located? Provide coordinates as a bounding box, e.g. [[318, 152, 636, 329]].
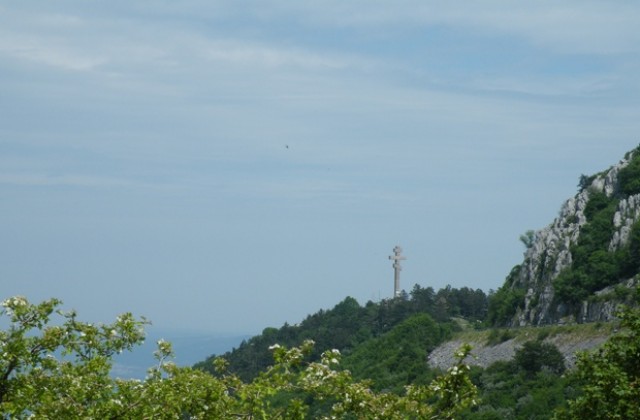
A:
[[427, 330, 609, 371], [508, 150, 640, 326]]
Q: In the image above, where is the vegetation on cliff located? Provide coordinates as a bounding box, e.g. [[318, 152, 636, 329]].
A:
[[484, 144, 640, 326], [553, 147, 640, 306]]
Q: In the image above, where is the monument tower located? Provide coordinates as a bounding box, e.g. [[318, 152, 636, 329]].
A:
[[388, 246, 406, 298]]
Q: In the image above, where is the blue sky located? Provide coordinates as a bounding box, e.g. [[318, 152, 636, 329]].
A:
[[2, 1, 640, 334]]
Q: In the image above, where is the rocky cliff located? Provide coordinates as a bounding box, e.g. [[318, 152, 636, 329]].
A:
[[506, 146, 640, 326]]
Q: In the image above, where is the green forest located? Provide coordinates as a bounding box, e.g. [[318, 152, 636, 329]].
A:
[[193, 285, 581, 418]]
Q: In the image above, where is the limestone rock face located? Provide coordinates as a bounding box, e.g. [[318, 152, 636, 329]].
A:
[[610, 195, 640, 251], [510, 152, 640, 326]]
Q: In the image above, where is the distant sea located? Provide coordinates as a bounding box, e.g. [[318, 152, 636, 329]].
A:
[[112, 328, 250, 379]]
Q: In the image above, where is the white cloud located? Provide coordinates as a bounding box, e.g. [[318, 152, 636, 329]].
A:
[[0, 34, 106, 71], [34, 12, 85, 27], [192, 38, 347, 70], [0, 173, 135, 188], [261, 1, 640, 54], [0, 8, 107, 71], [442, 2, 640, 54], [467, 74, 618, 98]]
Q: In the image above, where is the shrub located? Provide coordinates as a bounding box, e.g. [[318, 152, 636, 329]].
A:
[[514, 340, 565, 376]]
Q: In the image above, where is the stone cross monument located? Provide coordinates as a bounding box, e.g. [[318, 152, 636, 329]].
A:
[[389, 246, 406, 298]]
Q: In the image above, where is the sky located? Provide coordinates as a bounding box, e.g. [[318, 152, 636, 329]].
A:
[[2, 1, 640, 335]]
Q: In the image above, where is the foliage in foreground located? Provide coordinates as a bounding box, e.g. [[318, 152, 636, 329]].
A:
[[0, 296, 477, 419], [555, 304, 640, 419], [462, 340, 570, 419]]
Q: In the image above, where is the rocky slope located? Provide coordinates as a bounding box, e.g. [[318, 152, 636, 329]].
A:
[[506, 146, 640, 326], [428, 324, 611, 370]]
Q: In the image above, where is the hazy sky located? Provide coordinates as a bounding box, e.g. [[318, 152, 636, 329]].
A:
[[2, 1, 640, 334]]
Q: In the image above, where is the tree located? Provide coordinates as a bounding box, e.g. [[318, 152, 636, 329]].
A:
[[617, 145, 640, 196], [486, 285, 525, 326], [341, 313, 451, 392], [514, 340, 565, 376], [578, 174, 595, 192], [1, 296, 478, 418], [555, 303, 640, 419], [0, 296, 147, 417], [519, 230, 536, 250]]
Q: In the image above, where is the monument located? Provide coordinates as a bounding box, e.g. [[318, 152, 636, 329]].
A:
[[388, 246, 406, 298]]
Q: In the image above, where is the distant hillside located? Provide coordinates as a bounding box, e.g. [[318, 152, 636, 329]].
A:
[[194, 285, 488, 384], [113, 329, 250, 379], [488, 144, 640, 326]]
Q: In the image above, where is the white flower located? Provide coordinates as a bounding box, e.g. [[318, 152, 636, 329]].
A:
[[12, 296, 27, 306], [268, 344, 281, 350]]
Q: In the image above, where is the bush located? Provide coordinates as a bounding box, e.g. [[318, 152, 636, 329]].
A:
[[556, 302, 640, 419], [617, 146, 640, 196], [514, 340, 565, 376], [487, 286, 525, 326], [485, 328, 516, 346]]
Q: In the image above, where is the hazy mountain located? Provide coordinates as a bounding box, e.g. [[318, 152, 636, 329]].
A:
[[112, 328, 250, 379]]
